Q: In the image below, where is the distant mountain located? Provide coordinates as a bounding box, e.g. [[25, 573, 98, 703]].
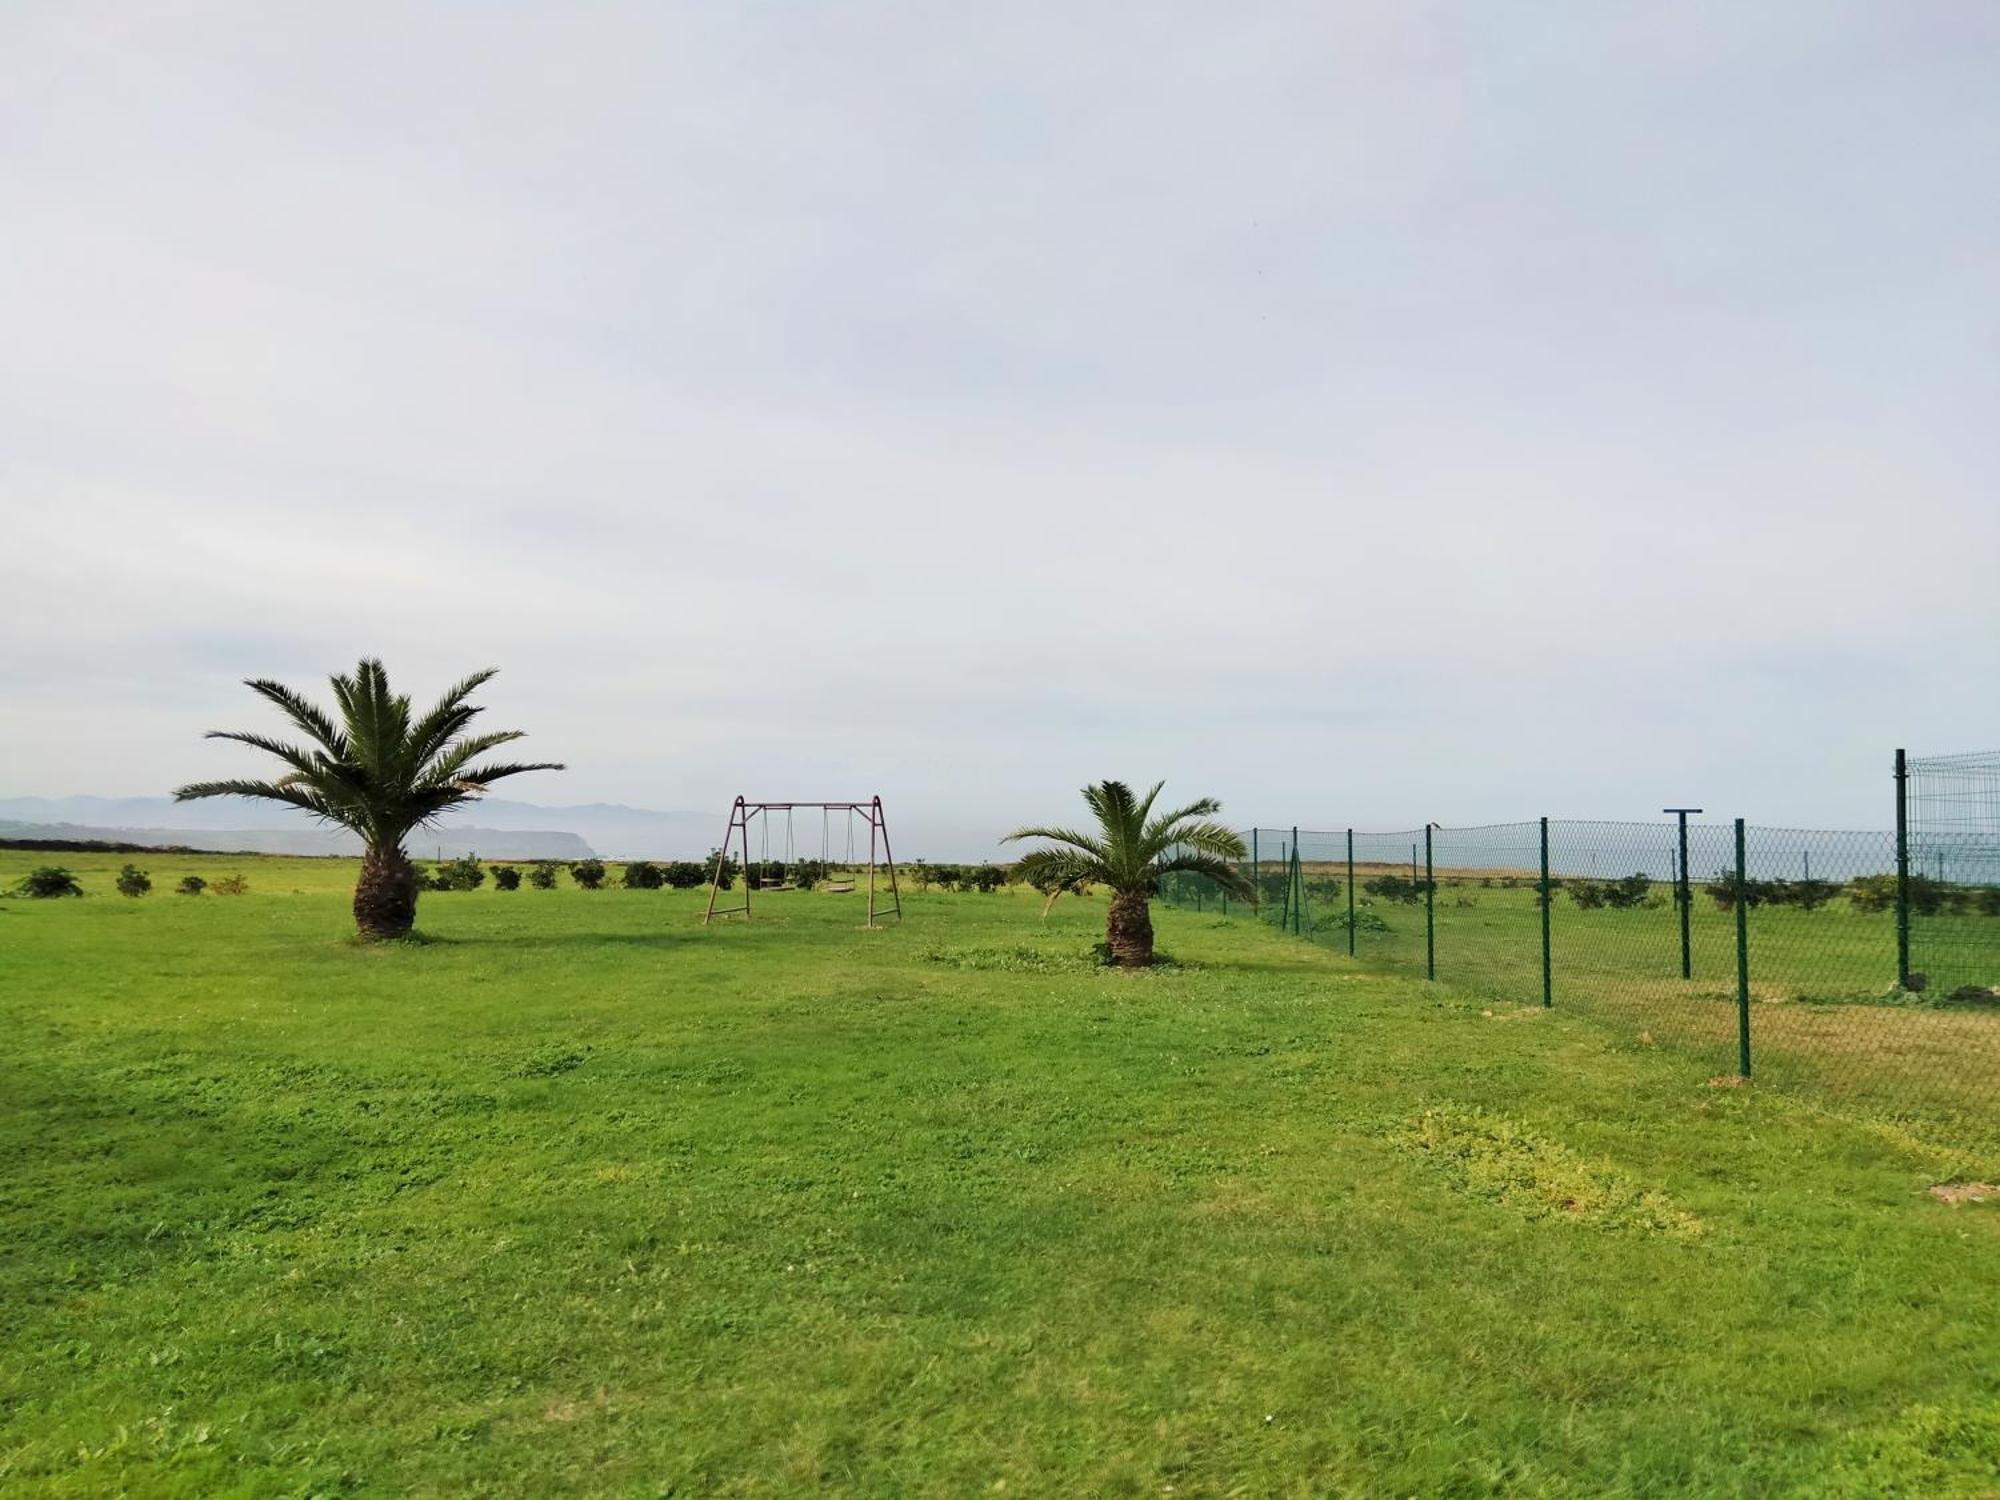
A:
[[0, 796, 1005, 861], [0, 795, 719, 859], [0, 819, 594, 861]]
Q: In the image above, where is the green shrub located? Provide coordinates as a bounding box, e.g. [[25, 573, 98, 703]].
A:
[[1363, 875, 1426, 905], [664, 860, 709, 889], [211, 874, 249, 896], [705, 850, 739, 892], [1705, 868, 1774, 912], [967, 864, 1007, 893], [527, 862, 558, 890], [115, 863, 152, 898], [1769, 878, 1840, 912], [1568, 880, 1606, 911], [14, 866, 84, 898], [622, 860, 664, 890], [570, 859, 607, 890], [431, 854, 487, 891], [176, 874, 207, 896], [1602, 873, 1653, 910], [491, 865, 522, 891], [928, 864, 962, 892]]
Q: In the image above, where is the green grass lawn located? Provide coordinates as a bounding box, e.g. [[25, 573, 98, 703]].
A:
[[4, 856, 2000, 1496]]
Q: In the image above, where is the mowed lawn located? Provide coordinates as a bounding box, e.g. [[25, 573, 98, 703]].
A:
[[4, 856, 1999, 1497]]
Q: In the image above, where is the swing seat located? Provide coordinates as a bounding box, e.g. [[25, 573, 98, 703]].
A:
[[825, 879, 856, 894]]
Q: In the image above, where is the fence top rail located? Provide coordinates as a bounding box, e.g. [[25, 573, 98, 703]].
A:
[[1259, 820, 1904, 841], [1909, 748, 2000, 768]]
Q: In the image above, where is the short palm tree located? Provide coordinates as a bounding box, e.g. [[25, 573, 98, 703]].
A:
[[174, 659, 563, 940], [1003, 780, 1254, 967]]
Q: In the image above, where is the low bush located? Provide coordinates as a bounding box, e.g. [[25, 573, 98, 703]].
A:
[[967, 864, 1007, 893], [622, 860, 664, 890], [176, 874, 207, 896], [664, 860, 709, 889], [211, 874, 249, 896], [705, 850, 739, 892], [115, 864, 152, 898], [927, 864, 962, 892], [1568, 880, 1606, 911], [14, 866, 84, 898], [1705, 869, 1773, 912], [1602, 873, 1653, 910], [433, 855, 487, 892], [570, 859, 607, 890], [491, 865, 522, 891], [1769, 878, 1840, 912]]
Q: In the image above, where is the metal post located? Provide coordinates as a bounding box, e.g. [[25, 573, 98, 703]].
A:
[[1664, 808, 1701, 980], [1424, 823, 1435, 980], [1735, 816, 1752, 1078], [1291, 826, 1302, 935], [1346, 828, 1356, 957], [1252, 828, 1261, 914], [1894, 748, 1911, 985], [1539, 816, 1552, 1008]]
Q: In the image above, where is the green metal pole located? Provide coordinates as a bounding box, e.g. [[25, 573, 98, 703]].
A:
[[1894, 748, 1910, 985], [1424, 823, 1435, 980], [1539, 817, 1552, 1007], [1664, 808, 1701, 981], [1346, 828, 1356, 957], [1253, 828, 1261, 920], [1735, 817, 1751, 1078], [1291, 826, 1302, 936]]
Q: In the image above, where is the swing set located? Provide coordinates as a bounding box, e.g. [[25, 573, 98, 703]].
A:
[[702, 796, 903, 927]]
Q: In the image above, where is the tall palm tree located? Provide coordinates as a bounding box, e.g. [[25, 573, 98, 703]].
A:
[[174, 659, 563, 940], [1004, 780, 1254, 967]]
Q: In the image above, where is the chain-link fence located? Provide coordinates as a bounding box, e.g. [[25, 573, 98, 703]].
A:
[[1162, 754, 2000, 1173]]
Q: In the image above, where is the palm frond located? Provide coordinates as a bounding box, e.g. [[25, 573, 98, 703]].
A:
[[1159, 819, 1247, 860], [244, 679, 348, 757], [1157, 850, 1256, 901], [200, 730, 321, 777], [1000, 824, 1108, 858], [1143, 797, 1224, 846], [406, 668, 500, 771], [444, 760, 567, 790], [172, 778, 344, 824], [1010, 848, 1108, 916], [423, 730, 528, 783]]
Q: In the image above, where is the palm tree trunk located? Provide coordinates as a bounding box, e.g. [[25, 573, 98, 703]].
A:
[[354, 843, 419, 940], [1106, 889, 1155, 967]]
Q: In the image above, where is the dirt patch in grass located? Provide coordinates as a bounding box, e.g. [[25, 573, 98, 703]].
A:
[[1398, 1105, 1702, 1240], [1928, 1183, 2000, 1207]]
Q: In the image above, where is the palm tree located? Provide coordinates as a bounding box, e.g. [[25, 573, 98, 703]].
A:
[[174, 659, 563, 940], [1003, 780, 1254, 967]]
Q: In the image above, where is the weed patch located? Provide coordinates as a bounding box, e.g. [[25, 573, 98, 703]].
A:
[[1397, 1105, 1703, 1240]]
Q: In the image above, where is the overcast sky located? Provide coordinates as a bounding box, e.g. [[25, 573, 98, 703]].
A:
[[4, 1, 1996, 842]]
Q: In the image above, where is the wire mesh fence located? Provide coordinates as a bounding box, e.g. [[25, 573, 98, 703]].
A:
[[1160, 765, 2000, 1174]]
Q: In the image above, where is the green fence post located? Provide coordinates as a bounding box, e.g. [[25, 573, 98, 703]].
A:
[[1346, 828, 1356, 957], [1894, 748, 1911, 986], [1539, 817, 1552, 1008], [1424, 823, 1435, 980], [1665, 807, 1700, 980], [1252, 828, 1261, 920], [1734, 817, 1752, 1077], [1291, 826, 1303, 936]]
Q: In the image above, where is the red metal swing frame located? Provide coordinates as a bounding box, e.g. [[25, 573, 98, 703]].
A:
[[701, 796, 903, 927]]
